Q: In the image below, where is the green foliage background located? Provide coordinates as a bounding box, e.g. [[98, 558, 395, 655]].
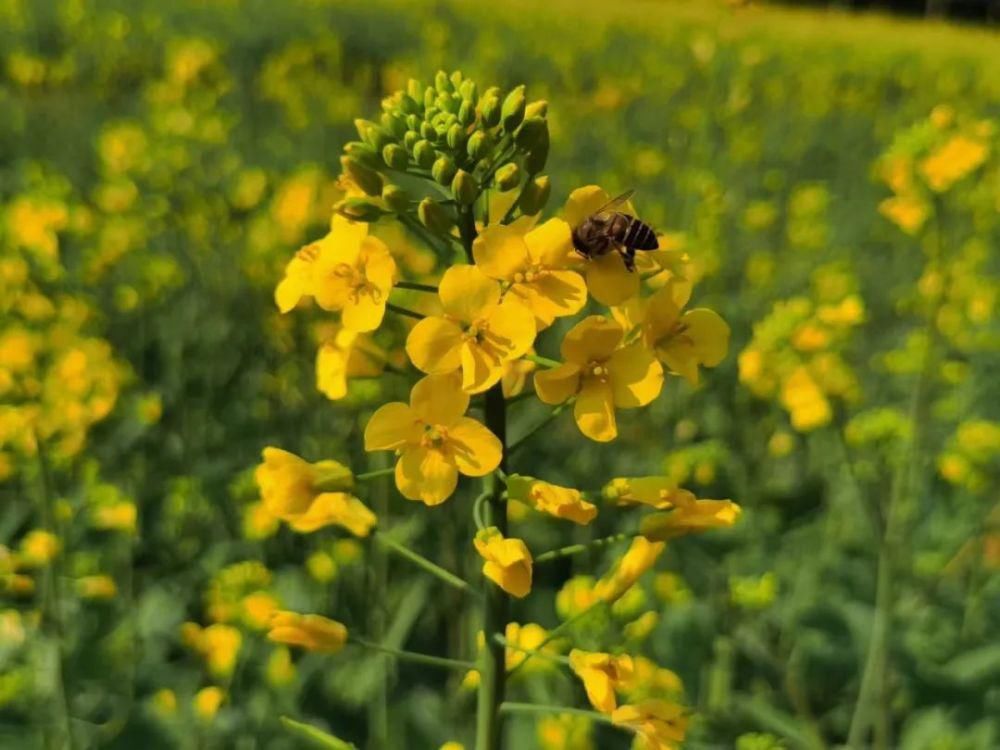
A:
[[1, 0, 999, 747]]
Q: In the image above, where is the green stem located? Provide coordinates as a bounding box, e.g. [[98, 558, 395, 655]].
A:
[[508, 402, 571, 455], [475, 383, 510, 750], [498, 702, 615, 726], [493, 634, 571, 667], [506, 601, 606, 680], [386, 302, 425, 320], [355, 467, 396, 482], [398, 212, 454, 258], [351, 637, 475, 671], [374, 533, 478, 597], [395, 280, 438, 294], [366, 456, 390, 750], [525, 353, 561, 369], [534, 533, 631, 564]]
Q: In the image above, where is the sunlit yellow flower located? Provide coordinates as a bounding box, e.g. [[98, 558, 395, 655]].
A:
[[878, 195, 928, 235], [502, 353, 536, 398], [535, 316, 662, 442], [193, 686, 225, 721], [623, 611, 660, 642], [562, 186, 641, 306], [635, 281, 729, 385], [569, 649, 634, 714], [243, 501, 280, 540], [781, 366, 832, 431], [504, 621, 560, 673], [594, 537, 665, 603], [621, 656, 684, 702], [474, 527, 533, 598], [612, 700, 688, 750], [406, 265, 535, 393], [919, 135, 989, 192], [181, 623, 242, 678], [76, 575, 118, 600], [537, 712, 594, 750], [316, 327, 385, 400], [602, 477, 697, 510], [556, 576, 599, 620], [241, 591, 281, 629], [90, 501, 137, 533], [506, 475, 597, 525], [18, 530, 60, 567], [473, 218, 587, 328], [267, 611, 347, 653], [253, 447, 354, 520], [286, 492, 377, 537], [640, 494, 741, 540], [364, 373, 502, 505], [314, 229, 397, 333]]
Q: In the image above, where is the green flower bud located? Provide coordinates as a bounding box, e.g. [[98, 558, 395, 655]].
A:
[[501, 85, 526, 131], [458, 100, 475, 127], [434, 70, 451, 93], [514, 116, 547, 151], [343, 141, 380, 168], [524, 128, 550, 175], [407, 79, 423, 101], [381, 184, 410, 213], [369, 126, 395, 152], [459, 79, 477, 102], [381, 112, 407, 139], [420, 121, 437, 140], [525, 100, 548, 118], [355, 118, 377, 143], [403, 130, 420, 152], [450, 70, 463, 88], [340, 155, 383, 197], [436, 93, 457, 114], [382, 143, 409, 171], [335, 197, 388, 223], [406, 114, 421, 131], [418, 198, 455, 235], [432, 156, 457, 186], [413, 140, 436, 169], [399, 94, 421, 116], [480, 94, 502, 128], [466, 130, 491, 161], [495, 162, 521, 192], [423, 86, 436, 111], [518, 175, 550, 215], [446, 123, 465, 150], [451, 169, 478, 206]]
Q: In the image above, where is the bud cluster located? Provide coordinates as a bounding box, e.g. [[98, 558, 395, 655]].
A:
[[337, 70, 551, 232]]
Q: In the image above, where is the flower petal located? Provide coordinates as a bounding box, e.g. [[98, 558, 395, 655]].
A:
[[364, 402, 420, 451], [561, 315, 623, 364], [513, 270, 588, 328], [411, 372, 469, 426], [586, 253, 639, 307], [275, 272, 308, 313], [563, 185, 612, 229], [439, 264, 500, 323], [341, 293, 386, 332], [448, 417, 502, 477], [316, 342, 348, 400], [682, 308, 730, 367], [575, 377, 617, 442], [534, 362, 581, 405], [361, 237, 397, 291], [395, 447, 458, 506], [460, 340, 503, 394], [483, 297, 536, 362], [525, 218, 575, 269], [472, 224, 530, 280], [608, 344, 664, 408], [406, 316, 464, 374]]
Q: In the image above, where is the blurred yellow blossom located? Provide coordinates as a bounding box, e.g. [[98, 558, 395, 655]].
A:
[[253, 446, 354, 520], [267, 611, 347, 653], [150, 688, 177, 717], [919, 134, 988, 192], [612, 700, 688, 750], [181, 623, 242, 678], [18, 530, 60, 567], [569, 649, 634, 713], [474, 527, 533, 598], [537, 712, 594, 750], [90, 501, 137, 533], [639, 494, 741, 540], [76, 575, 118, 600], [193, 686, 225, 721], [595, 537, 665, 603], [506, 474, 597, 525], [266, 647, 296, 687]]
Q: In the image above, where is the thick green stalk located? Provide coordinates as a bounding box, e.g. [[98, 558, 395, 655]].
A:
[[475, 383, 510, 750]]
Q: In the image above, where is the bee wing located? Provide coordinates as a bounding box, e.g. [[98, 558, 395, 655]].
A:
[[593, 189, 636, 218]]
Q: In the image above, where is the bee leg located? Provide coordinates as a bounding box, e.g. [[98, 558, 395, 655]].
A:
[[619, 245, 636, 272]]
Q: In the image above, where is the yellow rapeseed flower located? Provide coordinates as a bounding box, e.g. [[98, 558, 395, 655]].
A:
[[878, 195, 929, 235], [285, 492, 377, 537], [535, 316, 663, 442], [181, 623, 242, 678], [569, 649, 634, 714], [611, 700, 688, 750], [472, 218, 587, 328], [364, 373, 502, 505], [406, 265, 536, 393], [267, 610, 347, 653], [316, 327, 385, 400], [919, 135, 988, 192], [253, 447, 354, 520], [506, 474, 597, 525], [501, 354, 536, 398], [18, 530, 60, 567], [193, 686, 225, 721], [639, 494, 741, 541], [780, 366, 832, 432], [90, 501, 137, 533], [76, 575, 118, 600], [594, 537, 665, 603], [537, 712, 594, 750], [150, 688, 177, 716], [602, 477, 697, 510], [474, 527, 533, 598], [312, 230, 397, 332], [556, 576, 599, 620], [241, 591, 281, 630]]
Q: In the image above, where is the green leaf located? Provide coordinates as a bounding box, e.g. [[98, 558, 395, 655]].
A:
[[279, 717, 356, 749]]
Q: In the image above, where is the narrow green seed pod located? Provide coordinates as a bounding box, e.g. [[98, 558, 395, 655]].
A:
[[501, 85, 526, 131], [340, 155, 383, 197], [432, 156, 457, 186], [382, 144, 409, 171], [418, 198, 455, 234], [524, 129, 550, 175], [335, 197, 387, 223], [451, 169, 478, 206], [446, 123, 465, 150], [518, 175, 551, 215], [413, 140, 436, 169], [382, 184, 410, 213], [495, 163, 521, 192], [525, 100, 549, 118], [458, 100, 475, 127], [514, 116, 547, 151], [466, 130, 491, 161]]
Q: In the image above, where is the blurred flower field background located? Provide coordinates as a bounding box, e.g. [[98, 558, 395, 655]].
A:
[[2, 0, 999, 748]]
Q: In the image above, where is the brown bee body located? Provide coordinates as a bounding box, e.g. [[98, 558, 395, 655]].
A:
[[571, 190, 658, 272]]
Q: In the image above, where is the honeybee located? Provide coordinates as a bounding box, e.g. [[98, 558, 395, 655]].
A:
[[571, 190, 658, 272]]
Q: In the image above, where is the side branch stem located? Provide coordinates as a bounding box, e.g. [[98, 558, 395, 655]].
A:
[[374, 533, 478, 597]]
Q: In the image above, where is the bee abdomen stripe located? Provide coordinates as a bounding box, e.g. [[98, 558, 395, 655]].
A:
[[624, 218, 657, 250]]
